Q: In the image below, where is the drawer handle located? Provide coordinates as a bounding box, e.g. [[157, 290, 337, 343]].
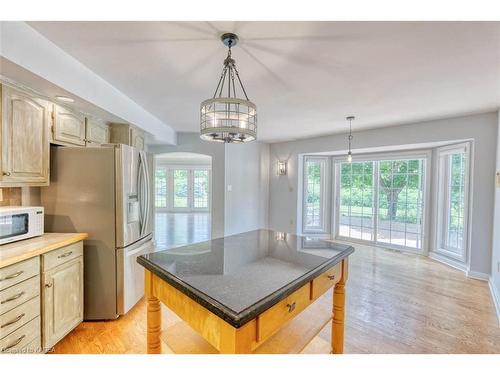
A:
[[45, 282, 53, 288], [1, 334, 26, 352], [327, 274, 336, 281], [2, 172, 11, 176], [58, 251, 73, 259], [1, 313, 25, 328], [0, 270, 24, 282], [286, 302, 296, 313], [0, 292, 25, 305]]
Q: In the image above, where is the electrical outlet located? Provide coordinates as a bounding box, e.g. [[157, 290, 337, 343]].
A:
[[290, 219, 294, 225]]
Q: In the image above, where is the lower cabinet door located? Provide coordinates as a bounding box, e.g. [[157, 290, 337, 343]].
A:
[[42, 256, 83, 349]]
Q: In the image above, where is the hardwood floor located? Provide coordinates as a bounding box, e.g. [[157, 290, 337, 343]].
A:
[[154, 212, 211, 250], [51, 242, 500, 354]]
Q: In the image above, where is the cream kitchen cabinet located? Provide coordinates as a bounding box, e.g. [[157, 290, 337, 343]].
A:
[[85, 118, 109, 146], [51, 104, 86, 146], [109, 123, 145, 151], [41, 242, 84, 349], [0, 235, 85, 354], [0, 84, 50, 187], [131, 127, 145, 150]]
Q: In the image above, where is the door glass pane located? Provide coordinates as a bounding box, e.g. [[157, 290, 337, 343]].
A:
[[155, 168, 167, 208], [193, 170, 209, 209], [444, 152, 467, 252], [338, 161, 374, 240], [305, 160, 323, 228], [173, 170, 188, 208], [377, 159, 424, 249]]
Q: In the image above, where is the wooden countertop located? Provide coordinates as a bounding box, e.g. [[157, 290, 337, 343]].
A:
[[0, 233, 88, 268]]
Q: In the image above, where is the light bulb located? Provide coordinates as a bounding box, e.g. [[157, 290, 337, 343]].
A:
[[347, 152, 353, 163]]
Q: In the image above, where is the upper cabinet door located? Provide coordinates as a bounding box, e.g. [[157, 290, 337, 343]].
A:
[[52, 104, 86, 146], [85, 118, 109, 146], [1, 85, 50, 187], [131, 127, 145, 151]]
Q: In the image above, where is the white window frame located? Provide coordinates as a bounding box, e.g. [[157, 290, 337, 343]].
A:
[[331, 150, 431, 254], [155, 164, 211, 213], [434, 142, 471, 263], [302, 156, 329, 234]]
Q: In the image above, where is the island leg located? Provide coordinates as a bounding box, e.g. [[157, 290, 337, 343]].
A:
[[146, 270, 162, 354], [331, 259, 348, 354]]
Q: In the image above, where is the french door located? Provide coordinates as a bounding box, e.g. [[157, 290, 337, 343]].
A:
[[335, 156, 426, 251], [155, 167, 210, 212]]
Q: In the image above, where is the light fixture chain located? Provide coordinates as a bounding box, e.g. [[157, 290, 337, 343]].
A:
[[233, 65, 250, 101]]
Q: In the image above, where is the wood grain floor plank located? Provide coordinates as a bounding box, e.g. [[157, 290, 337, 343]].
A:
[[51, 242, 500, 354]]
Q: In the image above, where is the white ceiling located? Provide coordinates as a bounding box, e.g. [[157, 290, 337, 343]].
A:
[[28, 21, 500, 143]]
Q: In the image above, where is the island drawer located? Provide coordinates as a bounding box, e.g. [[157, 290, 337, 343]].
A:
[[310, 263, 342, 300], [257, 283, 310, 342], [0, 257, 39, 291], [43, 241, 83, 270], [0, 296, 40, 339], [0, 276, 40, 315], [0, 316, 40, 354]]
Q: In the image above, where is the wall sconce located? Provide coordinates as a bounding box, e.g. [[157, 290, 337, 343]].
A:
[[275, 231, 286, 241], [277, 160, 287, 176]]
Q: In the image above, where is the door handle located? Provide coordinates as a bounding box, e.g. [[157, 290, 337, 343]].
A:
[[0, 292, 25, 304], [57, 251, 73, 258], [1, 334, 26, 352], [1, 313, 25, 328], [0, 270, 24, 282]]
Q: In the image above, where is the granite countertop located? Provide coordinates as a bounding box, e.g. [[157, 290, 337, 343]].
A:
[[138, 229, 354, 328], [0, 233, 88, 268]]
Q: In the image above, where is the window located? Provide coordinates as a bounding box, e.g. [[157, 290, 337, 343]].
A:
[[154, 166, 211, 212], [303, 157, 328, 232], [335, 156, 426, 251], [193, 170, 209, 209], [436, 144, 469, 261], [377, 159, 424, 249], [339, 162, 374, 241], [155, 168, 168, 208], [173, 170, 189, 208]]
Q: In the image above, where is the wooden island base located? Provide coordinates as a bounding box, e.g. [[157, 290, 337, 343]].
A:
[[145, 259, 348, 354]]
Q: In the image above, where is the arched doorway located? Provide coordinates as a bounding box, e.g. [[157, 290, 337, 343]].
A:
[[154, 152, 212, 249]]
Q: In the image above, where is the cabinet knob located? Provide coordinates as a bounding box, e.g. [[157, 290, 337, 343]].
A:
[[3, 172, 11, 176]]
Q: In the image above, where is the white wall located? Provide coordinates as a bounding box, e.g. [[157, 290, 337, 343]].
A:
[[149, 133, 225, 238], [149, 133, 270, 239], [268, 112, 498, 276], [224, 142, 270, 236], [491, 110, 500, 317]]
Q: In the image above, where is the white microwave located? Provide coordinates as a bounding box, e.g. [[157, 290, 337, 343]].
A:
[[0, 206, 44, 245]]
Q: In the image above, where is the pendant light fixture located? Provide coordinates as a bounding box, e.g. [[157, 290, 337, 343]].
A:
[[200, 33, 257, 143], [346, 116, 355, 163]]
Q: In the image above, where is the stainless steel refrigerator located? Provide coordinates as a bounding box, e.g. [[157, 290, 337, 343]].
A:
[[41, 144, 155, 320]]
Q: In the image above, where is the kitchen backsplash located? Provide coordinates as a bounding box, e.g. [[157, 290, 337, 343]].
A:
[[0, 187, 22, 206]]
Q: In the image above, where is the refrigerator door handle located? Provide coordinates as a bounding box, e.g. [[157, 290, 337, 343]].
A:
[[138, 151, 149, 238], [142, 151, 151, 235], [137, 152, 145, 237]]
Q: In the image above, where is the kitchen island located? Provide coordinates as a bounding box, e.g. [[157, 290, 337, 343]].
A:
[[137, 230, 354, 354]]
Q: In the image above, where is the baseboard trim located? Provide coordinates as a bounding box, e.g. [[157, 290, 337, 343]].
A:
[[488, 277, 500, 325], [466, 270, 491, 281], [428, 252, 467, 272]]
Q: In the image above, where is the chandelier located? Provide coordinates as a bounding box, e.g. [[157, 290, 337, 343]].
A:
[[200, 33, 257, 143]]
